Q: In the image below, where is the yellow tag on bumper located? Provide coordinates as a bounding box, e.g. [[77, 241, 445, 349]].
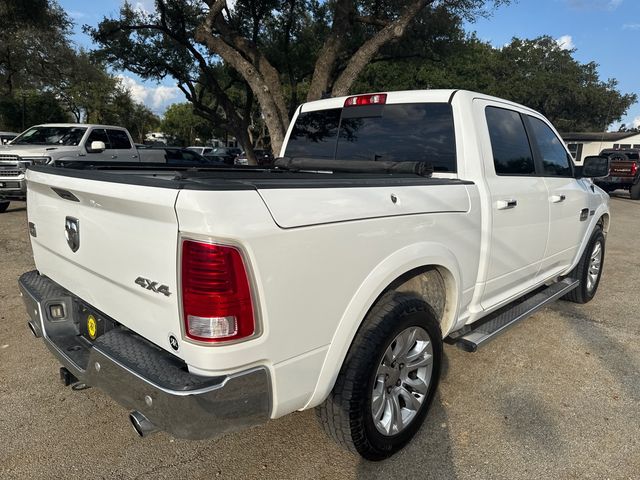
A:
[[87, 315, 97, 340]]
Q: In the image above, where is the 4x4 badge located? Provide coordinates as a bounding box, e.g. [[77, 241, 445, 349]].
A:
[[64, 217, 80, 252], [135, 277, 171, 297]]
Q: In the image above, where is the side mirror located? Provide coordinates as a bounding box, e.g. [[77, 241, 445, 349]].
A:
[[576, 155, 610, 178], [87, 141, 106, 153]]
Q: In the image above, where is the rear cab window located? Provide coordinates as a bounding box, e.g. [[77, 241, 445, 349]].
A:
[[284, 103, 457, 173]]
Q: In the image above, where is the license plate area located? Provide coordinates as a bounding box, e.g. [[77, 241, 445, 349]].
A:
[[75, 302, 117, 342]]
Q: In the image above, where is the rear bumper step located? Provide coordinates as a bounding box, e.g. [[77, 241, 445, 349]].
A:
[[18, 270, 271, 440], [447, 278, 579, 352]]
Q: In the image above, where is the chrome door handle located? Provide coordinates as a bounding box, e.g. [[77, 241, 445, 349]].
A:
[[550, 194, 566, 203], [496, 199, 518, 210], [110, 155, 118, 159]]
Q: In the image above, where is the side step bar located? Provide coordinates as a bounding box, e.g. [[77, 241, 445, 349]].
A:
[[448, 278, 579, 352]]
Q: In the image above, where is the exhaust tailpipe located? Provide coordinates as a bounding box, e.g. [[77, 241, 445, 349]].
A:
[[129, 411, 158, 438], [27, 320, 41, 338]]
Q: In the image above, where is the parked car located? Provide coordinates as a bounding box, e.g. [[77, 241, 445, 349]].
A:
[[594, 148, 640, 199], [140, 147, 226, 166], [204, 146, 242, 165], [19, 90, 609, 460], [0, 131, 17, 145], [187, 146, 214, 156], [234, 149, 275, 166]]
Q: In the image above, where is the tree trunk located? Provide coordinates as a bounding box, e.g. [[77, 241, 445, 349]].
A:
[[196, 29, 287, 156], [306, 0, 352, 102], [331, 0, 431, 97]]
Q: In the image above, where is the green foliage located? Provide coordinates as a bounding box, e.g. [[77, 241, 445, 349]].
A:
[[355, 35, 636, 132], [0, 0, 161, 137], [0, 90, 69, 131], [161, 102, 215, 146]]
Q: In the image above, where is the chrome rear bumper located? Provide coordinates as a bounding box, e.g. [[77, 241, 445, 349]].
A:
[[19, 270, 271, 440]]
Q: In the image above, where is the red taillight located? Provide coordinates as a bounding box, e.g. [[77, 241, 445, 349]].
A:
[[631, 162, 638, 176], [344, 93, 387, 107], [181, 240, 255, 343]]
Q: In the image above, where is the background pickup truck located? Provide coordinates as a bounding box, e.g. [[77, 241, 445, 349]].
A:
[[594, 148, 640, 199], [0, 123, 198, 212], [19, 90, 610, 460]]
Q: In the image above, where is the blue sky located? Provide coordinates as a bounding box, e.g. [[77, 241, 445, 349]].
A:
[[60, 0, 639, 129]]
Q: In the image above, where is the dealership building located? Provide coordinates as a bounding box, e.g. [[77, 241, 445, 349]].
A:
[[562, 131, 640, 163]]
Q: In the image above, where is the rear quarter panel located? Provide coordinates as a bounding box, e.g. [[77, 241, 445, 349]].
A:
[[176, 184, 481, 416]]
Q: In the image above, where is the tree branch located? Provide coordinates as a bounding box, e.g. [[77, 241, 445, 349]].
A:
[[306, 0, 353, 101], [331, 0, 432, 97]]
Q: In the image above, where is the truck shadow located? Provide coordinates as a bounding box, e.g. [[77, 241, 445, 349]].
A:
[[548, 302, 640, 403]]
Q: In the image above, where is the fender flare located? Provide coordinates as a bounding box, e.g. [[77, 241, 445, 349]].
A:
[[303, 241, 462, 409], [566, 203, 610, 274]]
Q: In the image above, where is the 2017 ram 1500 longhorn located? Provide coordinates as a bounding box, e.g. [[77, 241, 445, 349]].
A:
[[19, 90, 610, 460]]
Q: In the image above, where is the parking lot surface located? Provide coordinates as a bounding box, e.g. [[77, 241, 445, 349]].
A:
[[1, 195, 639, 479]]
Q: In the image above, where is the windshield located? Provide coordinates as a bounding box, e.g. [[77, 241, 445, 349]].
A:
[[12, 126, 87, 146], [284, 103, 457, 172]]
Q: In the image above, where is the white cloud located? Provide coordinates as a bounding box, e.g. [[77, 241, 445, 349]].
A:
[[117, 75, 182, 113], [556, 35, 575, 50], [131, 0, 155, 14], [633, 117, 640, 129], [623, 23, 640, 30]]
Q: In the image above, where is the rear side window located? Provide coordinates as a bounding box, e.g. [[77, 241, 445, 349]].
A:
[[527, 116, 572, 176], [107, 129, 132, 149], [485, 107, 535, 175], [86, 129, 111, 149], [284, 103, 457, 172]]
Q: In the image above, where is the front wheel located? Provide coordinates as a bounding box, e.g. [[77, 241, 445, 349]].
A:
[[316, 292, 442, 460], [0, 201, 9, 213], [563, 227, 605, 304]]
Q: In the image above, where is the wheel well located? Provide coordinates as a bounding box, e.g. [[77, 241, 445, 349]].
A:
[[597, 213, 610, 234], [384, 266, 457, 335]]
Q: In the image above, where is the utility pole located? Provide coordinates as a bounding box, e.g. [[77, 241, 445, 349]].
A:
[[21, 93, 26, 131]]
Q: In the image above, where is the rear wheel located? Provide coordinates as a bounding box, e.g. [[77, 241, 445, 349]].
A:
[[563, 227, 605, 304], [630, 182, 640, 200], [0, 201, 9, 213], [316, 292, 442, 460]]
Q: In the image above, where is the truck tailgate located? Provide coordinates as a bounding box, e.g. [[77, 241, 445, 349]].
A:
[[609, 160, 637, 178], [26, 169, 181, 354]]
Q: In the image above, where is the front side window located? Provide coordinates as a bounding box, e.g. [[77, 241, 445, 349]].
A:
[[86, 129, 111, 149], [527, 116, 572, 176], [485, 107, 535, 175], [284, 103, 457, 172]]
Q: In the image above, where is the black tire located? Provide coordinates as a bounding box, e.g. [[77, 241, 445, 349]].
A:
[[630, 182, 640, 200], [0, 201, 9, 213], [563, 227, 605, 304], [316, 291, 442, 460]]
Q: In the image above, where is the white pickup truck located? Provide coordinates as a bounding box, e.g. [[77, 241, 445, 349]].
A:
[[19, 90, 610, 460], [0, 123, 141, 212]]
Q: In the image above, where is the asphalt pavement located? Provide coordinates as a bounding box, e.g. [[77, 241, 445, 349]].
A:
[[0, 195, 638, 479]]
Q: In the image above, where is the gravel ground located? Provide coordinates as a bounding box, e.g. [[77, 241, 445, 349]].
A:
[[0, 195, 638, 480]]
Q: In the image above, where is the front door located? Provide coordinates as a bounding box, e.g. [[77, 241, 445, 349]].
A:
[[525, 115, 590, 276]]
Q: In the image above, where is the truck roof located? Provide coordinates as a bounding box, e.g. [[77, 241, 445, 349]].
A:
[[27, 123, 128, 130], [299, 89, 541, 117]]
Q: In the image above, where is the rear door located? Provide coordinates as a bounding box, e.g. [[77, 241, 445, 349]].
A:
[[475, 102, 550, 309], [525, 115, 590, 275], [107, 129, 139, 161], [26, 168, 181, 355]]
